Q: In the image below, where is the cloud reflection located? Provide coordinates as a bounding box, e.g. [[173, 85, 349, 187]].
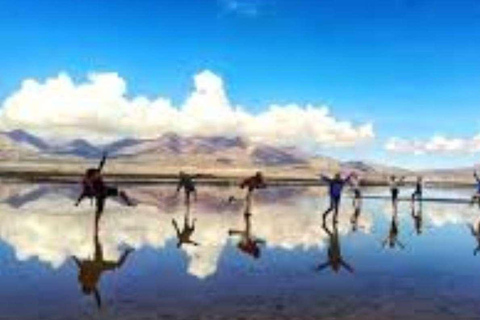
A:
[[0, 185, 376, 278]]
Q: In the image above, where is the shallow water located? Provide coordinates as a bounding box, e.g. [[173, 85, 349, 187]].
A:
[[1, 183, 480, 319]]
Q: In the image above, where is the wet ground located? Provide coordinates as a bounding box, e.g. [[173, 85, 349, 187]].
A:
[[1, 183, 480, 319]]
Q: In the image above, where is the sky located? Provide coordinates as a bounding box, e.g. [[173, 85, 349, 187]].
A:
[[1, 0, 480, 169]]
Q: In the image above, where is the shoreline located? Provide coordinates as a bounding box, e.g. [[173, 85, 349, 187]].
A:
[[0, 169, 476, 188]]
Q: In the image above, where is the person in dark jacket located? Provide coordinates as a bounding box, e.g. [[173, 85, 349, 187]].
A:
[[175, 171, 200, 205], [470, 171, 480, 208], [75, 153, 133, 213], [411, 176, 423, 203], [389, 175, 406, 209]]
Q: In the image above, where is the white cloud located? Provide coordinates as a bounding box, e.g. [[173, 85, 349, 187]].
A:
[[0, 70, 374, 147], [218, 0, 262, 17], [385, 135, 480, 155]]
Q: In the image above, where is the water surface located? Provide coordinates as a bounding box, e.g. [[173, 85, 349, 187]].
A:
[[0, 183, 479, 319]]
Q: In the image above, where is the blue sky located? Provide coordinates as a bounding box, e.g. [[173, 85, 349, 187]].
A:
[[1, 0, 480, 169]]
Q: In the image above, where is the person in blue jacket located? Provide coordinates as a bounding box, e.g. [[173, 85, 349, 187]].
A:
[[320, 172, 354, 223]]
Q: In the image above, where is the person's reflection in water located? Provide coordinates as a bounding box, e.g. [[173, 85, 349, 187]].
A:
[[72, 212, 133, 309], [468, 220, 480, 255], [172, 200, 200, 248], [411, 202, 423, 235], [316, 221, 354, 273], [382, 209, 405, 249], [228, 193, 265, 259]]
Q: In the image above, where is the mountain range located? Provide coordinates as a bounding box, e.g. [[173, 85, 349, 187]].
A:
[[0, 129, 429, 179], [0, 129, 341, 174]]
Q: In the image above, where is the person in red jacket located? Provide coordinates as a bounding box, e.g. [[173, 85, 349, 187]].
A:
[[240, 171, 266, 192], [227, 172, 267, 204]]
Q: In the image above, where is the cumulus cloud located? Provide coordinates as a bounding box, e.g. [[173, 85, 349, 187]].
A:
[[0, 70, 374, 147], [385, 135, 480, 155]]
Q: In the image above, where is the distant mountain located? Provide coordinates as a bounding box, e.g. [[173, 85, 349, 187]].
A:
[[188, 136, 246, 153], [114, 134, 247, 157], [112, 133, 183, 156], [0, 130, 40, 159], [251, 145, 307, 166], [5, 129, 49, 150], [50, 139, 102, 159], [104, 137, 142, 155], [341, 160, 412, 176], [0, 129, 312, 165]]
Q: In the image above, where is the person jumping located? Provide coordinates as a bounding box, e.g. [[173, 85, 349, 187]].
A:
[[75, 152, 134, 214]]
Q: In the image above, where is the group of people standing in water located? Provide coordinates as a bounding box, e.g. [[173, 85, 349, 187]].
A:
[[71, 154, 480, 306], [319, 172, 424, 222], [75, 152, 480, 221], [72, 154, 269, 308]]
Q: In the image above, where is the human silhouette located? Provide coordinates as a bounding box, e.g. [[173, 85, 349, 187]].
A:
[[320, 172, 353, 223], [240, 171, 266, 200], [411, 203, 423, 235], [382, 209, 404, 249], [175, 171, 201, 205], [172, 200, 199, 248], [388, 175, 406, 209], [470, 171, 480, 208], [227, 172, 266, 205], [411, 176, 423, 203], [228, 193, 265, 259], [75, 152, 134, 214], [350, 174, 362, 208], [316, 221, 354, 273], [350, 201, 362, 232], [468, 221, 480, 255], [71, 213, 133, 309]]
